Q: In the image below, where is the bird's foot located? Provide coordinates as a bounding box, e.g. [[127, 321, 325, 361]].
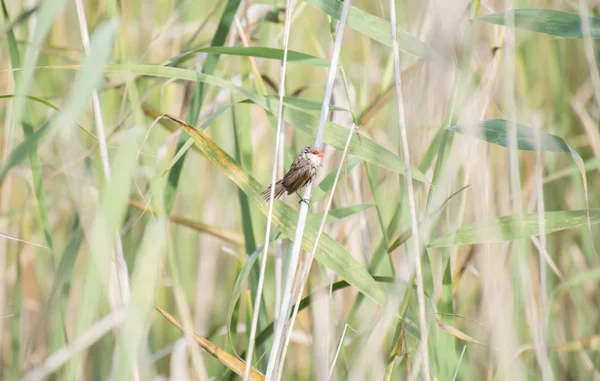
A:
[[298, 198, 311, 209], [296, 191, 311, 209]]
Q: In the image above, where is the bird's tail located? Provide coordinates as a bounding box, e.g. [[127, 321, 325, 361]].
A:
[[261, 180, 286, 202]]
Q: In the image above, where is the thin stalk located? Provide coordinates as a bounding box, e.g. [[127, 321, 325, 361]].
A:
[[364, 163, 395, 274], [276, 0, 295, 315], [166, 237, 209, 380], [242, 1, 296, 380], [275, 134, 284, 319], [334, 50, 370, 265], [577, 0, 599, 257], [20, 309, 126, 381], [74, 0, 130, 311], [533, 114, 553, 380], [264, 0, 351, 378], [502, 4, 528, 381], [503, 1, 521, 213], [329, 324, 355, 379], [578, 0, 600, 111], [277, 124, 357, 378], [451, 345, 467, 381], [387, 0, 430, 379]]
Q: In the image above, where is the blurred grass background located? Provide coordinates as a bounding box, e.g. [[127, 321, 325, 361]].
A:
[[2, 0, 600, 380]]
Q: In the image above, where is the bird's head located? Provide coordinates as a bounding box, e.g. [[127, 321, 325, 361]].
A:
[[302, 146, 325, 158], [301, 146, 324, 168]]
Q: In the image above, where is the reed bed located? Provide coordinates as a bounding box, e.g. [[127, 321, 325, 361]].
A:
[[1, 0, 600, 380]]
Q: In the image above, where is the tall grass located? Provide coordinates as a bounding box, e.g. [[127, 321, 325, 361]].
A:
[[1, 0, 600, 380]]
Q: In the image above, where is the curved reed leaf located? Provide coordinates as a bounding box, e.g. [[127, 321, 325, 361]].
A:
[[308, 204, 374, 224], [165, 114, 386, 306], [68, 127, 143, 379], [25, 215, 83, 358], [304, 0, 438, 59], [255, 97, 348, 111], [165, 0, 241, 214], [447, 119, 590, 227], [549, 335, 600, 352], [448, 119, 571, 152], [99, 64, 427, 182], [116, 220, 166, 380], [166, 46, 329, 67], [0, 4, 37, 37], [428, 210, 600, 247], [313, 157, 361, 202], [227, 246, 261, 359], [557, 266, 600, 293], [387, 185, 471, 253], [475, 9, 600, 38], [155, 306, 265, 381], [2, 0, 61, 255], [0, 121, 50, 184], [0, 94, 96, 138]]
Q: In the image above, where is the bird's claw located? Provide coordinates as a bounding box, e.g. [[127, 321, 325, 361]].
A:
[[298, 198, 311, 209]]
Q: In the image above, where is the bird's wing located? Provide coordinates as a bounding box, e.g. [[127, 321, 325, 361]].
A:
[[281, 159, 312, 194]]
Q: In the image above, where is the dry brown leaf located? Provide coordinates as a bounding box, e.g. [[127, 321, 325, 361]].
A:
[[155, 305, 265, 381], [436, 318, 486, 347], [128, 200, 243, 246]]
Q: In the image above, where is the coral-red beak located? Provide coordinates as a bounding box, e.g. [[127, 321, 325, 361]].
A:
[[316, 150, 324, 157]]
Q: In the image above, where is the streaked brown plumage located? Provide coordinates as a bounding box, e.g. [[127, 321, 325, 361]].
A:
[[261, 146, 324, 202]]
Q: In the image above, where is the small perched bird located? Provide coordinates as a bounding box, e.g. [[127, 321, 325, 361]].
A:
[[261, 146, 325, 202]]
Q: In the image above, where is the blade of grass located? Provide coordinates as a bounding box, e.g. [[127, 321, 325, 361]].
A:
[[364, 162, 394, 272], [228, 247, 260, 359], [231, 104, 270, 374], [163, 0, 241, 213], [2, 0, 56, 255], [428, 210, 600, 247], [155, 306, 265, 381], [556, 266, 600, 293], [312, 156, 360, 202], [74, 5, 130, 339], [475, 9, 600, 38], [109, 65, 429, 181], [7, 0, 67, 153], [0, 95, 96, 138], [388, 185, 471, 252], [255, 96, 348, 111], [0, 5, 37, 37], [436, 257, 458, 379], [448, 119, 574, 152], [303, 0, 438, 59], [65, 126, 142, 380], [21, 309, 127, 381], [448, 119, 591, 240], [166, 46, 329, 67], [344, 204, 402, 329], [307, 204, 374, 224], [388, 0, 430, 377], [115, 220, 167, 380], [27, 215, 84, 356]]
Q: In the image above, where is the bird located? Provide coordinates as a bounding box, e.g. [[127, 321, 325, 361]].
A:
[[261, 146, 325, 203]]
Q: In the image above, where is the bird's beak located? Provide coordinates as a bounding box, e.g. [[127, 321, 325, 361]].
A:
[[317, 150, 324, 157]]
